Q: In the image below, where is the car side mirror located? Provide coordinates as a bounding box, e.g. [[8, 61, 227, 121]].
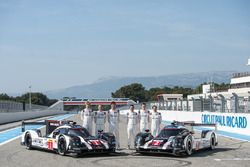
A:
[[190, 131, 195, 135], [98, 130, 104, 133], [52, 131, 59, 138]]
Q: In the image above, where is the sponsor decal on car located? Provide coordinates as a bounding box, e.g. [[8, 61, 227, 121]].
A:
[[33, 138, 44, 147], [195, 141, 200, 150], [47, 139, 54, 150], [90, 140, 101, 146], [152, 140, 162, 146]]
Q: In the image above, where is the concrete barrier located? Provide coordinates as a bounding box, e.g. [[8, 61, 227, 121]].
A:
[[0, 110, 68, 124]]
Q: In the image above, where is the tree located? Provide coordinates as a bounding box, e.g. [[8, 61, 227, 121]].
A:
[[112, 83, 147, 102], [214, 82, 230, 92], [193, 83, 204, 94], [112, 82, 231, 102], [0, 92, 57, 106], [146, 87, 170, 101], [0, 93, 14, 101], [16, 93, 57, 106]]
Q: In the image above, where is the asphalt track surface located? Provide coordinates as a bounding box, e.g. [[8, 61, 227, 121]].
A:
[[0, 114, 250, 167]]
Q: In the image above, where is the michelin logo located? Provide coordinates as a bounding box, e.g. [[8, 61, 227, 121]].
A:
[[201, 114, 247, 129]]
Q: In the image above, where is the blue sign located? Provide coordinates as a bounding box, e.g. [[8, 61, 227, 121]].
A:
[[201, 114, 247, 129]]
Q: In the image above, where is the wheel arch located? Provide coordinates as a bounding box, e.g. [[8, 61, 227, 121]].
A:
[[183, 134, 194, 155], [57, 134, 71, 150], [22, 130, 40, 143], [205, 130, 218, 143]]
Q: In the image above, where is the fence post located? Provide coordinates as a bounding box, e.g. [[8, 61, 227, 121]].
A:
[[191, 98, 195, 112], [180, 100, 183, 111], [200, 96, 204, 112], [208, 95, 214, 112], [232, 93, 238, 113], [218, 94, 225, 112], [23, 102, 26, 111]]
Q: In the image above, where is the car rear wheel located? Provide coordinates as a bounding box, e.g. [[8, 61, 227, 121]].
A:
[[72, 153, 80, 158], [25, 132, 33, 150], [185, 137, 193, 156], [57, 136, 67, 156], [210, 133, 216, 150]]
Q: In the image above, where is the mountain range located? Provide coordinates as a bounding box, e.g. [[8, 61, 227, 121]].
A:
[[45, 71, 235, 99]]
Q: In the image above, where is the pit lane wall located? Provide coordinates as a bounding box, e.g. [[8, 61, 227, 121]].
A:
[[0, 110, 68, 125], [159, 110, 250, 141]]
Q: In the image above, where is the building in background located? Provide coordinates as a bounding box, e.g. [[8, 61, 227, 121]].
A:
[[157, 59, 250, 113]]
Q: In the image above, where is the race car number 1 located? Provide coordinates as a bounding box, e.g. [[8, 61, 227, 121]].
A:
[[48, 139, 53, 150]]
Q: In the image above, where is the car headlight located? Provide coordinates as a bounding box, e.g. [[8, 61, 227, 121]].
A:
[[168, 136, 174, 143], [171, 137, 183, 147], [70, 137, 81, 147], [172, 138, 177, 147], [135, 137, 142, 146], [136, 137, 142, 145]]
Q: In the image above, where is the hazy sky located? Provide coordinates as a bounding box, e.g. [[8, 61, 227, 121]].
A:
[[0, 0, 250, 93]]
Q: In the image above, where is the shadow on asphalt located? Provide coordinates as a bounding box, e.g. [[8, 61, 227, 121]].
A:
[[130, 147, 236, 159], [76, 151, 130, 158], [25, 147, 131, 158], [24, 145, 236, 159], [188, 147, 237, 158], [25, 148, 235, 158]]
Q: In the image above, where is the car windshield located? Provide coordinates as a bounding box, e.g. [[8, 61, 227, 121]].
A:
[[68, 128, 91, 138], [157, 129, 182, 138]]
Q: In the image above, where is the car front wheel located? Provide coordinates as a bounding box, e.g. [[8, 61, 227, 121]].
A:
[[185, 137, 193, 156], [57, 136, 67, 156], [210, 133, 216, 150]]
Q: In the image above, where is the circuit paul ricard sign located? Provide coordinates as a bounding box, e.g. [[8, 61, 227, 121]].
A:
[[159, 110, 250, 140], [201, 114, 247, 129]]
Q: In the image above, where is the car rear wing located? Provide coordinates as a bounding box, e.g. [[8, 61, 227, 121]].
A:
[[21, 120, 76, 136], [172, 121, 217, 132], [21, 121, 46, 132]]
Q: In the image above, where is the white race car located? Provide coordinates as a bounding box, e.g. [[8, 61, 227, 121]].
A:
[[134, 121, 218, 156], [21, 120, 116, 157]]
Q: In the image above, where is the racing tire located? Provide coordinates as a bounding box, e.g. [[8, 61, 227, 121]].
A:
[[25, 132, 33, 150], [210, 133, 216, 150], [185, 136, 193, 156], [57, 136, 67, 156], [72, 153, 80, 158], [173, 152, 182, 157], [107, 148, 116, 155]]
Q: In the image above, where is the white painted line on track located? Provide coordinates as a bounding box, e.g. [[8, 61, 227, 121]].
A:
[[0, 127, 21, 134], [0, 136, 22, 146], [214, 158, 250, 161]]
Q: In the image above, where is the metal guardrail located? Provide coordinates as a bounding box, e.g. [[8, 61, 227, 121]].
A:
[[0, 100, 48, 113]]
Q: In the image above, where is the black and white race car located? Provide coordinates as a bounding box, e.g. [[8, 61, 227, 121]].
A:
[[21, 120, 116, 157], [134, 121, 218, 156]]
